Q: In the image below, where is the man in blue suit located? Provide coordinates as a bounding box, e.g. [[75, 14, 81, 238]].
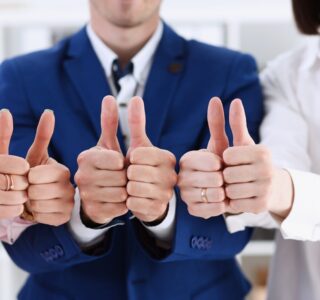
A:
[[0, 0, 263, 299]]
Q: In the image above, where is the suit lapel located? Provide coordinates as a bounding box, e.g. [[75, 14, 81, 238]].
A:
[[64, 28, 126, 153], [143, 24, 186, 146]]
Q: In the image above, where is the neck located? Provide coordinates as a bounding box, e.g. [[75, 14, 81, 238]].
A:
[[90, 8, 160, 68]]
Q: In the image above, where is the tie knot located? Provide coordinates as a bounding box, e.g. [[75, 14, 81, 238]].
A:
[[112, 59, 134, 93]]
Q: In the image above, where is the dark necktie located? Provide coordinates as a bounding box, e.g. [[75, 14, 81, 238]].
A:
[[111, 59, 134, 93]]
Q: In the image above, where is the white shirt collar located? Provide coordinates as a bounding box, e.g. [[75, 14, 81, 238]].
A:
[[86, 22, 163, 85], [300, 37, 320, 71]]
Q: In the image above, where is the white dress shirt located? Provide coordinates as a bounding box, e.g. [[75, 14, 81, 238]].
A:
[[68, 22, 176, 248], [227, 38, 320, 300]]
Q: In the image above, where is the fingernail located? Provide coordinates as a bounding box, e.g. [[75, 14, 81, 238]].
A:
[[44, 109, 54, 114], [0, 108, 10, 113]]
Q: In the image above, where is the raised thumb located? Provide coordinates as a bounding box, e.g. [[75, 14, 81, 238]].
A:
[[207, 97, 229, 156], [229, 99, 255, 146], [0, 109, 13, 155], [128, 97, 152, 150], [97, 95, 121, 152], [26, 109, 55, 167]]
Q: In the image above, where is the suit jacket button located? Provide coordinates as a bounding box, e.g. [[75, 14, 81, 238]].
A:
[[54, 245, 64, 257], [191, 236, 198, 249]]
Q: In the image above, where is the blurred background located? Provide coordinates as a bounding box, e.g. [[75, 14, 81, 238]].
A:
[[0, 0, 312, 299]]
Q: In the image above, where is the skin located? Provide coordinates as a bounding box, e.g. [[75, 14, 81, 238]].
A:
[[76, 96, 177, 224], [178, 98, 293, 220], [76, 1, 176, 225], [89, 0, 161, 67], [0, 110, 29, 219], [0, 109, 75, 225], [25, 111, 75, 226]]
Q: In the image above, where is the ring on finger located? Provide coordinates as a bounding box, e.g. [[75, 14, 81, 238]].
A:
[[201, 188, 208, 203], [4, 174, 14, 191]]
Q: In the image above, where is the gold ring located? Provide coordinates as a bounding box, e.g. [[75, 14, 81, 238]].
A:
[[201, 188, 208, 203], [4, 174, 14, 191]]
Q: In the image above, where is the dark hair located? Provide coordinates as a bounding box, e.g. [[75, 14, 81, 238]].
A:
[[292, 0, 320, 34]]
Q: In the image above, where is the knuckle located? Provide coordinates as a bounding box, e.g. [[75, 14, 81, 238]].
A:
[[127, 182, 137, 196], [222, 148, 233, 164], [74, 171, 83, 186], [114, 155, 124, 170], [225, 185, 235, 199], [214, 172, 224, 187], [211, 154, 222, 170], [61, 213, 72, 224], [27, 185, 37, 199], [61, 167, 71, 180], [119, 171, 127, 186], [163, 189, 173, 201], [119, 188, 128, 202], [177, 172, 186, 187], [187, 205, 197, 216], [79, 189, 89, 201], [257, 146, 271, 161], [179, 151, 195, 168], [179, 189, 187, 201], [229, 200, 240, 213], [30, 200, 39, 211], [127, 165, 136, 180], [170, 152, 177, 165], [223, 168, 232, 183], [126, 197, 134, 210], [77, 150, 90, 165], [216, 188, 225, 202]]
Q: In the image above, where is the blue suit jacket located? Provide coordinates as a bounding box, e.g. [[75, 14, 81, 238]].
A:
[[0, 24, 263, 300]]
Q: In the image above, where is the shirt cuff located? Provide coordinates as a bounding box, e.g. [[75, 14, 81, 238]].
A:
[[280, 169, 320, 241], [68, 188, 124, 247], [0, 217, 34, 244], [225, 212, 278, 234], [141, 192, 176, 247]]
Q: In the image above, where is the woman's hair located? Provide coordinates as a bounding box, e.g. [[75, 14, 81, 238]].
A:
[[292, 0, 320, 34]]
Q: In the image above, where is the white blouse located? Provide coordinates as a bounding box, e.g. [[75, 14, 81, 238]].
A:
[[227, 38, 320, 300], [261, 38, 320, 300]]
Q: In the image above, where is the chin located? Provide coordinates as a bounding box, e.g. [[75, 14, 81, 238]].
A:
[[110, 13, 149, 28]]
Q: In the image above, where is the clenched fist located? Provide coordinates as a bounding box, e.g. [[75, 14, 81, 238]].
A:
[[178, 98, 228, 219], [179, 98, 291, 219], [24, 110, 75, 226], [0, 109, 29, 219], [223, 99, 292, 217], [126, 97, 177, 223], [75, 96, 128, 225]]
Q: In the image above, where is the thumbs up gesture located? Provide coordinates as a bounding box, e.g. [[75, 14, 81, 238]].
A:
[[223, 99, 274, 214], [126, 97, 177, 223], [24, 110, 75, 226], [178, 98, 228, 219], [75, 96, 128, 225], [179, 97, 276, 219], [0, 109, 29, 219]]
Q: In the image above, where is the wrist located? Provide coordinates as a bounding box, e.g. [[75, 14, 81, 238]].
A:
[[143, 204, 169, 227], [80, 206, 113, 229], [268, 168, 294, 219]]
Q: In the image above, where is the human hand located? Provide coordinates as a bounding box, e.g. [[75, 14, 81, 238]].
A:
[[25, 110, 75, 226], [178, 98, 228, 219], [0, 109, 29, 219], [126, 97, 177, 223], [75, 96, 128, 225]]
